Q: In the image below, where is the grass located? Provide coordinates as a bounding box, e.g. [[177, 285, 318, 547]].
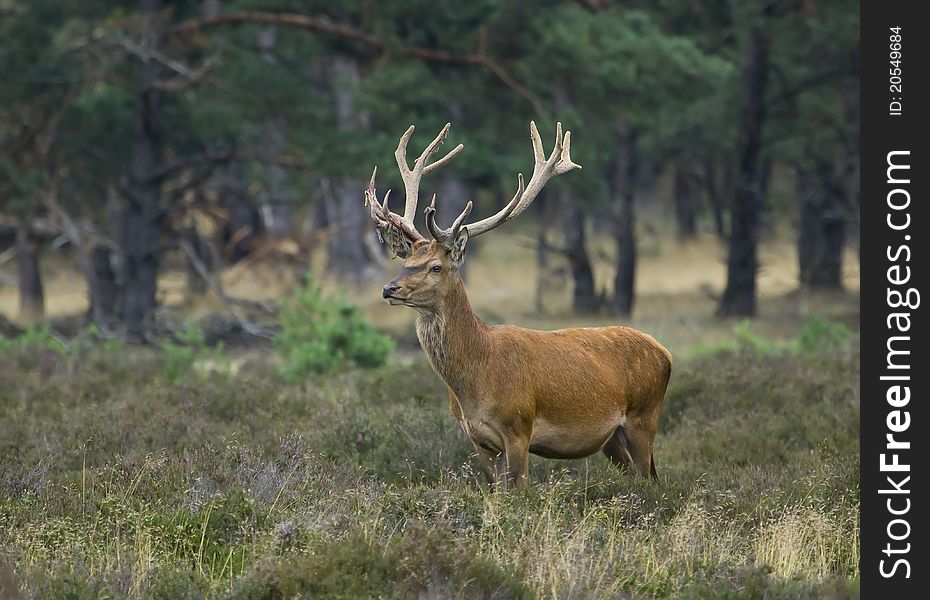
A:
[[0, 320, 860, 599]]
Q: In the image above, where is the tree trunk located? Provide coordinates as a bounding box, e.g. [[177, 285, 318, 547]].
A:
[[118, 0, 165, 340], [16, 225, 44, 325], [90, 244, 120, 327], [840, 77, 860, 261], [609, 123, 638, 317], [324, 177, 370, 280], [535, 189, 556, 315], [703, 158, 726, 237], [758, 156, 775, 235], [674, 163, 697, 240], [797, 163, 845, 289], [561, 188, 598, 313], [324, 55, 372, 280], [552, 76, 596, 313], [717, 1, 773, 317]]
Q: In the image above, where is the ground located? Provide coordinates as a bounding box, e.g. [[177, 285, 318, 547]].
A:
[[0, 229, 860, 598]]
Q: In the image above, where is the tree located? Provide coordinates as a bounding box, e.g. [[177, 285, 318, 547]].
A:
[[717, 0, 774, 317], [765, 0, 858, 292], [796, 160, 846, 289], [609, 121, 638, 316]]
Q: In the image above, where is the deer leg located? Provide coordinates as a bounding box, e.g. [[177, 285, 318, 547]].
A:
[[472, 442, 504, 488], [448, 388, 466, 428], [502, 436, 530, 488], [624, 417, 659, 480], [601, 426, 635, 473]]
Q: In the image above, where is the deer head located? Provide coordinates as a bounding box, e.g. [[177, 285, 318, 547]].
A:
[[366, 122, 581, 309]]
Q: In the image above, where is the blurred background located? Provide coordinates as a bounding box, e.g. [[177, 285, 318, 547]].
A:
[[0, 0, 859, 353], [0, 3, 862, 594]]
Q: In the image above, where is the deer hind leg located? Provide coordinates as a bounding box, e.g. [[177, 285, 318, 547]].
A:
[[601, 426, 635, 472], [603, 420, 657, 480]]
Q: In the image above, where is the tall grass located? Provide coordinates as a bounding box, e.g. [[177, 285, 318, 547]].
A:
[[0, 327, 859, 598]]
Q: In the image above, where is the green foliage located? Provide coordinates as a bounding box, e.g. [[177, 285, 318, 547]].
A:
[[796, 315, 856, 354], [690, 316, 856, 358], [159, 321, 228, 383], [275, 277, 394, 378], [0, 322, 64, 355]]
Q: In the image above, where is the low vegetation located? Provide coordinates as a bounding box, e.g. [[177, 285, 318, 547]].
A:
[[275, 277, 395, 378], [0, 319, 859, 598]]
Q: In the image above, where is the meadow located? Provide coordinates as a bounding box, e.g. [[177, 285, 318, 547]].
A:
[[1, 315, 859, 599], [0, 229, 861, 599]]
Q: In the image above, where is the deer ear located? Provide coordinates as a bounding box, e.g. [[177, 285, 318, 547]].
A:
[[450, 228, 469, 266]]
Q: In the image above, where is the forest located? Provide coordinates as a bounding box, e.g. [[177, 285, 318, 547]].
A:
[[1, 0, 860, 598]]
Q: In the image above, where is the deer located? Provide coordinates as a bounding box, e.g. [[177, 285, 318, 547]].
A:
[[365, 121, 672, 488]]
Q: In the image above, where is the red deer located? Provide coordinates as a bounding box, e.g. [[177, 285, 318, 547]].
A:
[[365, 122, 671, 487]]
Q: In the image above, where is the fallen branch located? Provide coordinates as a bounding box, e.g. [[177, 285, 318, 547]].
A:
[[177, 238, 276, 339]]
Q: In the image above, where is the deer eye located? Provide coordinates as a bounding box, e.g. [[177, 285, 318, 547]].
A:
[[431, 265, 442, 273]]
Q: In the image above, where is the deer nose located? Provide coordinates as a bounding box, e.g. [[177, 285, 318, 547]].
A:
[[382, 283, 400, 298]]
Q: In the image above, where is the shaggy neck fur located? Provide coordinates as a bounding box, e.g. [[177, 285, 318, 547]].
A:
[[415, 273, 490, 395]]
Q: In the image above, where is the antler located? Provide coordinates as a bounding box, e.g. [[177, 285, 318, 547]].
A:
[[366, 123, 464, 258], [425, 121, 580, 246]]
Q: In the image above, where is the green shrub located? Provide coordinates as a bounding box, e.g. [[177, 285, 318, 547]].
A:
[[796, 315, 855, 354], [0, 322, 65, 355], [690, 316, 855, 359], [275, 277, 394, 379]]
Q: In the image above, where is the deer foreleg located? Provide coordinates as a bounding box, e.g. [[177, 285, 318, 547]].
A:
[[472, 443, 504, 488], [502, 437, 530, 488]]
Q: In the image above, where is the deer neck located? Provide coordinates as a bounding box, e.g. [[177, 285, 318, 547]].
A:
[[415, 275, 489, 394]]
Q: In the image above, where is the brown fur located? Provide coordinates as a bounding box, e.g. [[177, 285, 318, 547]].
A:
[[385, 241, 671, 488]]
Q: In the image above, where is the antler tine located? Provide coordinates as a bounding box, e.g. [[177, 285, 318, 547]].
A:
[[426, 173, 523, 246], [458, 122, 580, 240], [423, 142, 464, 177], [381, 188, 391, 214], [426, 197, 473, 246], [365, 164, 425, 258], [530, 121, 545, 164], [393, 123, 465, 224], [394, 126, 416, 175]]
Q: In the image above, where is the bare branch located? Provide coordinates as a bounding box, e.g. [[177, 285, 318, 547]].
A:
[[110, 35, 222, 93], [177, 238, 276, 339], [165, 10, 545, 116], [167, 11, 385, 47], [152, 54, 220, 92]]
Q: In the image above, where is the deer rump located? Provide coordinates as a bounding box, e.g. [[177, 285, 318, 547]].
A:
[[458, 325, 672, 461]]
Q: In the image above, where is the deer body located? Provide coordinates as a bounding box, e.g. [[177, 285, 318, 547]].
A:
[[367, 122, 671, 486], [406, 248, 670, 485]]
